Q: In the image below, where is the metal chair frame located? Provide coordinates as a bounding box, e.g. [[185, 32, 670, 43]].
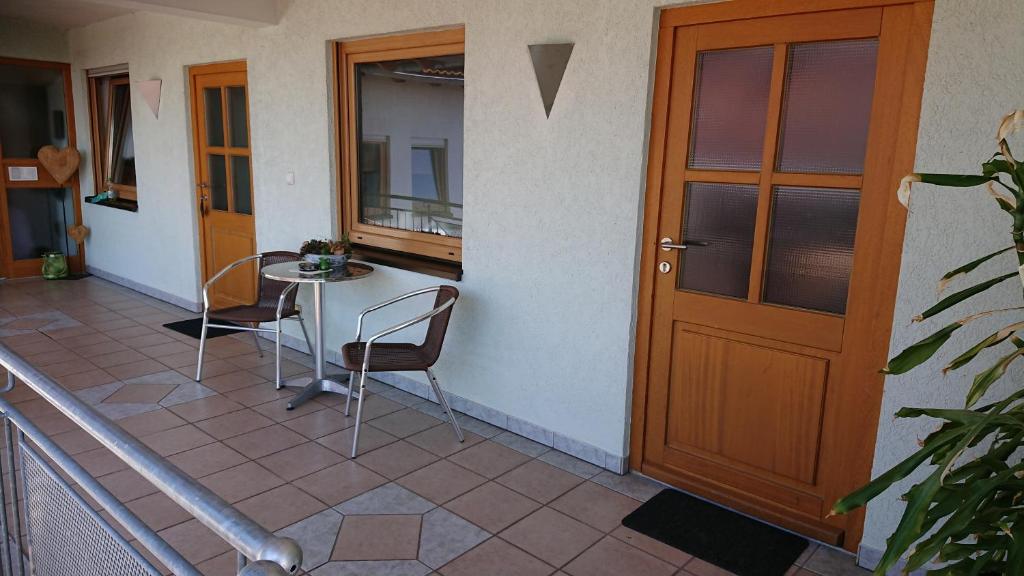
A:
[[345, 286, 464, 458], [195, 254, 313, 388]]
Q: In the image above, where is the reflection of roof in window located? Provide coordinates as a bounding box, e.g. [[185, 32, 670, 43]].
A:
[[361, 55, 464, 84]]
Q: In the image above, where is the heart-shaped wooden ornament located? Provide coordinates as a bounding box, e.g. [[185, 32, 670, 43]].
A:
[[67, 225, 90, 243], [37, 145, 81, 185]]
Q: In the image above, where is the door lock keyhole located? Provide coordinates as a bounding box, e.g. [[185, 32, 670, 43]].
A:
[[659, 261, 672, 274]]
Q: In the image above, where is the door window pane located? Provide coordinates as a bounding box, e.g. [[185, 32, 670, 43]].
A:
[[678, 182, 759, 298], [0, 64, 68, 158], [763, 186, 860, 314], [208, 154, 228, 211], [688, 46, 773, 171], [231, 155, 252, 215], [355, 54, 464, 238], [6, 188, 77, 259], [204, 87, 224, 147], [776, 39, 878, 175], [227, 86, 248, 148]]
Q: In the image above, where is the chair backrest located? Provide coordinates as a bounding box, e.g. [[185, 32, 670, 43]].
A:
[[419, 285, 459, 366], [257, 251, 302, 311]]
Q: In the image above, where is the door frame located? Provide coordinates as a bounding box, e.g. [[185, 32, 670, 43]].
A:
[[629, 0, 934, 550], [188, 59, 249, 289], [0, 56, 84, 279]]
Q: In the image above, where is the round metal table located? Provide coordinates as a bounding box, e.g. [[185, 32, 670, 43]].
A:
[[261, 260, 374, 409]]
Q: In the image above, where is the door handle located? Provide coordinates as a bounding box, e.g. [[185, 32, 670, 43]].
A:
[[660, 237, 709, 251], [199, 183, 210, 216]]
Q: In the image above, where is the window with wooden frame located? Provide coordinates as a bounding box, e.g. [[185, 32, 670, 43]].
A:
[[87, 66, 137, 204], [337, 28, 465, 269]]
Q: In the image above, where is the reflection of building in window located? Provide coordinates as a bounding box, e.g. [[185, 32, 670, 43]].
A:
[[360, 137, 389, 221], [88, 68, 137, 202], [338, 29, 464, 263]]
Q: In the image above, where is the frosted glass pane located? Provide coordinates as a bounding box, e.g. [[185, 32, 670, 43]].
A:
[[208, 154, 227, 211], [231, 155, 251, 215], [227, 86, 248, 148], [776, 39, 878, 175], [204, 88, 224, 147], [688, 46, 773, 171], [763, 186, 860, 314], [678, 182, 759, 298]]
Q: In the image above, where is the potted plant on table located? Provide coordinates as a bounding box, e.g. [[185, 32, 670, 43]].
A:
[[299, 234, 352, 270], [830, 110, 1024, 575]]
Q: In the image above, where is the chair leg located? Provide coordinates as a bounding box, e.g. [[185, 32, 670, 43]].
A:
[[275, 320, 283, 390], [297, 315, 314, 355], [195, 313, 209, 382], [426, 368, 463, 442], [251, 323, 263, 357], [350, 370, 369, 458], [344, 371, 355, 417]]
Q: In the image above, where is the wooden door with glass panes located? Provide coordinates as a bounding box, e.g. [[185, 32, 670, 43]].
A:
[[189, 61, 255, 308], [632, 1, 934, 550]]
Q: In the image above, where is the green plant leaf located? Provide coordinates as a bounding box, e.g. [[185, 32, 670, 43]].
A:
[[983, 158, 1016, 177], [830, 428, 961, 516], [944, 320, 1024, 373], [905, 467, 1021, 570], [915, 272, 1017, 322], [944, 332, 1012, 373], [937, 247, 1013, 293], [1005, 525, 1024, 576], [869, 389, 1024, 574], [883, 323, 963, 375], [966, 348, 1024, 407], [917, 173, 995, 187]]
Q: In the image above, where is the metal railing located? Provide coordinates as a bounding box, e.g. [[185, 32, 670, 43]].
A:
[[0, 343, 303, 576], [361, 194, 463, 237]]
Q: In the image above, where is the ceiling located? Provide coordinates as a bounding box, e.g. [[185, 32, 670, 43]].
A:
[[0, 0, 281, 31], [0, 0, 132, 31]]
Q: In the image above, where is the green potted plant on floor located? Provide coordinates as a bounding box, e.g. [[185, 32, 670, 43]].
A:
[[831, 110, 1024, 575]]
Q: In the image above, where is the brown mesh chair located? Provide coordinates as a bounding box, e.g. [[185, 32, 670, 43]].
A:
[[341, 285, 463, 458], [195, 252, 313, 388]]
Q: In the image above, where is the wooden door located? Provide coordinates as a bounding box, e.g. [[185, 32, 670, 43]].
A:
[[189, 62, 256, 308], [631, 1, 934, 550], [0, 57, 84, 279]]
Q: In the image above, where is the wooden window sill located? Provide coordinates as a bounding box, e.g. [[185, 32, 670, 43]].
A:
[[352, 245, 462, 281], [85, 196, 138, 212]]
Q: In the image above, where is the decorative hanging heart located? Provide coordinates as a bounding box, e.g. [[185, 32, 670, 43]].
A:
[[67, 225, 90, 243], [36, 145, 81, 185]]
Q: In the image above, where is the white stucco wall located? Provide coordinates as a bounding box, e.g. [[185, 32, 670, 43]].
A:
[[0, 19, 68, 63], [3, 0, 1022, 555], [862, 0, 1024, 557], [46, 0, 664, 460]]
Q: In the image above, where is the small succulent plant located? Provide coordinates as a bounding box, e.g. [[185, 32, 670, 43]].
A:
[[299, 234, 352, 257]]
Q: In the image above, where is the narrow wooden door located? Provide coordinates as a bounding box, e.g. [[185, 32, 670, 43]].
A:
[[189, 61, 256, 308], [632, 2, 933, 549]]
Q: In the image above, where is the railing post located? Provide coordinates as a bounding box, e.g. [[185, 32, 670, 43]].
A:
[[3, 418, 24, 576], [0, 374, 11, 576]]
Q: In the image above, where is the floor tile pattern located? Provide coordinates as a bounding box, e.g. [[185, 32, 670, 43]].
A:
[[0, 277, 868, 575]]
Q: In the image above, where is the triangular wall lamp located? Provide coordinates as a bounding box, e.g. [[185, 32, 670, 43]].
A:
[[528, 43, 574, 118]]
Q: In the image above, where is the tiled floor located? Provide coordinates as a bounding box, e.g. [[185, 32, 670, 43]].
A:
[[0, 276, 869, 575]]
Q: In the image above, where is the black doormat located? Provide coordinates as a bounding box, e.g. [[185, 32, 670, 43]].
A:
[[59, 273, 92, 280], [622, 489, 808, 576], [163, 318, 243, 340]]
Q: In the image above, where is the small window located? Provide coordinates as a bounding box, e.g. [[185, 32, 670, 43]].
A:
[[87, 69, 137, 203], [338, 29, 464, 264]]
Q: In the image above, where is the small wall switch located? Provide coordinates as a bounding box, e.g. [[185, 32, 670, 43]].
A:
[[286, 171, 295, 185]]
